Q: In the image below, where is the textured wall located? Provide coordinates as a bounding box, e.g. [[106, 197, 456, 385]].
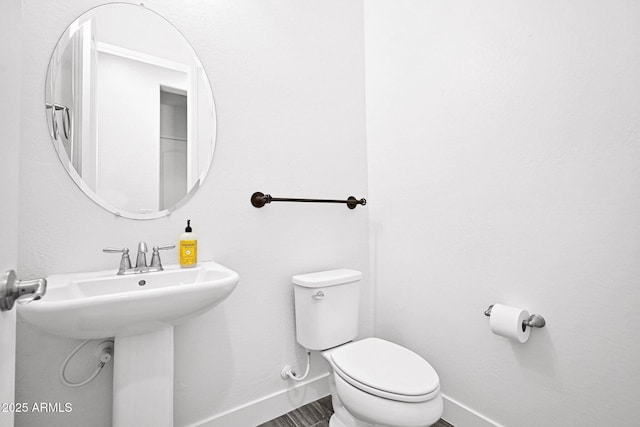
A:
[[365, 1, 640, 426], [15, 1, 369, 426]]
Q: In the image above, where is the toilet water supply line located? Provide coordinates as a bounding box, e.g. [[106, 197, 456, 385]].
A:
[[59, 339, 113, 388], [282, 349, 311, 382]]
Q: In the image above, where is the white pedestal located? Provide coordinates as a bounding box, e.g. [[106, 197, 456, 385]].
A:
[[113, 325, 174, 427]]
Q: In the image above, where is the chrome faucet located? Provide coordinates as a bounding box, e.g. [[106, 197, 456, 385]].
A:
[[135, 241, 148, 271], [104, 243, 175, 275]]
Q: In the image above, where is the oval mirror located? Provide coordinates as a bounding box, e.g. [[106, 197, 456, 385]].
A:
[[45, 3, 216, 219]]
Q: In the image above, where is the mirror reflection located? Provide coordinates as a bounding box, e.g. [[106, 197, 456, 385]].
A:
[[45, 3, 216, 219]]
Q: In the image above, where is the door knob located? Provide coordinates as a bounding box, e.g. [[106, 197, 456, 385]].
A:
[[0, 270, 47, 311]]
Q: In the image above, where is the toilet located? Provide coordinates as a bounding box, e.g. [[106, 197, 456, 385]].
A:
[[293, 269, 443, 427]]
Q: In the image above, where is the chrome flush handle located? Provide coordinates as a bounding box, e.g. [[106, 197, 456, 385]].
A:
[[312, 291, 325, 300]]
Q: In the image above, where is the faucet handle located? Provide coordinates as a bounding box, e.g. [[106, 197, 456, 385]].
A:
[[103, 248, 132, 274], [103, 247, 129, 253], [150, 244, 175, 269]]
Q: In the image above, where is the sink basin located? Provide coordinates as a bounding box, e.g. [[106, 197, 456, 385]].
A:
[[18, 261, 239, 339]]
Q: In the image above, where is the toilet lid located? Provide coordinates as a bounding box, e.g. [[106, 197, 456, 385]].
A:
[[330, 338, 439, 399]]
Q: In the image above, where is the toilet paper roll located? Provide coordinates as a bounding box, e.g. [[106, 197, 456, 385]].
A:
[[489, 304, 531, 343]]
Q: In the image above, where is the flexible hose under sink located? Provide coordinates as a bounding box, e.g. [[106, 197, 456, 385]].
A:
[[59, 339, 112, 388]]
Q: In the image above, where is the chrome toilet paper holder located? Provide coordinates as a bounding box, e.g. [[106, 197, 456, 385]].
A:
[[484, 304, 546, 329]]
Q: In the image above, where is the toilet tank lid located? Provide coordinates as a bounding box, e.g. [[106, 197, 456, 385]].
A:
[[292, 269, 362, 288]]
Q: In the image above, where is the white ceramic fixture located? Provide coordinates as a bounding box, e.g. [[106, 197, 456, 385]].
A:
[[19, 261, 238, 339], [292, 269, 443, 427], [19, 261, 239, 427]]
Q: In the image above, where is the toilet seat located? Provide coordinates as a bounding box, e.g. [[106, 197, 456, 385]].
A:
[[329, 338, 440, 403]]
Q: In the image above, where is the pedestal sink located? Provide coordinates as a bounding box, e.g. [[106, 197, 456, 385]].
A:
[[19, 261, 239, 427]]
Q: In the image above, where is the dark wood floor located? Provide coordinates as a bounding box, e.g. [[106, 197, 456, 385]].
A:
[[258, 395, 454, 427]]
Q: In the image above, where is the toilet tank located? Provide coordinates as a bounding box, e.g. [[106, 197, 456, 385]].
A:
[[292, 269, 362, 351]]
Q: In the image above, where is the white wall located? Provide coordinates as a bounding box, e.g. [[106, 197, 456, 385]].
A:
[[15, 1, 369, 426], [365, 1, 640, 426]]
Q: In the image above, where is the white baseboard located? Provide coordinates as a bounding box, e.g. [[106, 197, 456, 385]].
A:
[[191, 373, 330, 427], [442, 393, 503, 427], [189, 378, 500, 427]]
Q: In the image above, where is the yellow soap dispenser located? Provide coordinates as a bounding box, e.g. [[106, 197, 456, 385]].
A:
[[179, 219, 197, 268]]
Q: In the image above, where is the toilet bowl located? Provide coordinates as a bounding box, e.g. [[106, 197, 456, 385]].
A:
[[322, 338, 443, 427], [292, 269, 444, 427]]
